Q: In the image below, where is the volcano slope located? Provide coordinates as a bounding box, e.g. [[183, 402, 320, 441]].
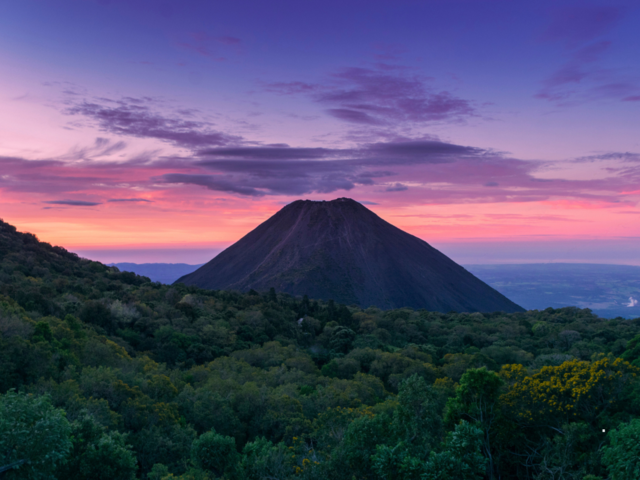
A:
[[177, 198, 523, 312]]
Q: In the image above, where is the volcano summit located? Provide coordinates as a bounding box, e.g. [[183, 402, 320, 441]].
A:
[[177, 198, 523, 312]]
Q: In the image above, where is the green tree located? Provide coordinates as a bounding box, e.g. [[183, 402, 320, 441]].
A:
[[620, 334, 640, 367], [268, 287, 277, 303], [131, 424, 197, 476], [393, 374, 442, 453], [602, 419, 640, 480], [191, 430, 239, 478], [371, 443, 426, 480], [534, 422, 599, 480], [445, 368, 503, 478], [79, 300, 114, 333], [370, 375, 444, 480], [32, 322, 52, 343], [240, 437, 291, 480], [337, 411, 394, 479], [371, 444, 411, 480], [148, 463, 171, 480], [423, 421, 487, 480], [329, 326, 356, 354], [0, 390, 72, 479], [55, 414, 137, 480]]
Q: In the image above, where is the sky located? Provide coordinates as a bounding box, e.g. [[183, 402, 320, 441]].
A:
[[1, 0, 639, 264]]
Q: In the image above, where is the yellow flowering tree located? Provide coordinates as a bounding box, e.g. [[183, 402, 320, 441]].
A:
[[501, 357, 638, 427]]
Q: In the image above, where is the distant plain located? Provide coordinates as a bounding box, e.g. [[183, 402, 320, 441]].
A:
[[112, 262, 640, 320]]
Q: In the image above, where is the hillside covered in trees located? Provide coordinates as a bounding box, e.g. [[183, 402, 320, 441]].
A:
[[2, 218, 640, 480]]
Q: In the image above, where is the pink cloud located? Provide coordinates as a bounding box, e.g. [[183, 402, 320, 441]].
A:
[[2, 95, 638, 250]]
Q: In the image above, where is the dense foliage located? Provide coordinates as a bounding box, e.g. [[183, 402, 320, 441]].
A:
[[2, 218, 640, 479]]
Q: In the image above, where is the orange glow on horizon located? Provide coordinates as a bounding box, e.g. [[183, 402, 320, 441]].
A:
[[4, 194, 639, 254]]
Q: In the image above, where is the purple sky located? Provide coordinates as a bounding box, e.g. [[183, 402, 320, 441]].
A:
[[1, 0, 639, 264]]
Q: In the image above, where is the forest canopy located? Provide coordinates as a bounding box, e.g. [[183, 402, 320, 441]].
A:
[[2, 218, 640, 480]]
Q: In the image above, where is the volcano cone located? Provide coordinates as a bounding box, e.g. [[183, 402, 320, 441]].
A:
[[176, 198, 523, 312]]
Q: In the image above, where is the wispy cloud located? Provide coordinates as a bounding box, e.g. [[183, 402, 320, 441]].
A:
[[483, 214, 583, 222], [65, 97, 242, 149], [541, 6, 622, 47], [177, 32, 242, 61], [574, 151, 640, 163], [534, 41, 640, 103], [536, 6, 639, 104], [264, 64, 476, 126], [56, 138, 128, 162]]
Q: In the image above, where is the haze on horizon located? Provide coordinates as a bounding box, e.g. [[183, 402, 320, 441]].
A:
[[1, 0, 639, 265]]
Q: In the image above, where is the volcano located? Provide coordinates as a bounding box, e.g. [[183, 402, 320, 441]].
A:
[[176, 198, 523, 312]]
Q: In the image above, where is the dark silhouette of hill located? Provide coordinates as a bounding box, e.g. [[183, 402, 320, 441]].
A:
[[176, 198, 523, 312], [1, 219, 81, 266], [0, 218, 150, 315]]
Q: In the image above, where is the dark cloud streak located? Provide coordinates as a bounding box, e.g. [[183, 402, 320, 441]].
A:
[[386, 183, 408, 192], [65, 98, 241, 149], [107, 198, 152, 202], [196, 146, 334, 159], [43, 200, 101, 206], [265, 65, 476, 126], [2, 139, 638, 206], [159, 140, 487, 196]]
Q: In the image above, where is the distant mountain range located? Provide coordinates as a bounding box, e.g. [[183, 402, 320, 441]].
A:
[[173, 198, 523, 313], [109, 262, 204, 285], [112, 262, 640, 320]]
